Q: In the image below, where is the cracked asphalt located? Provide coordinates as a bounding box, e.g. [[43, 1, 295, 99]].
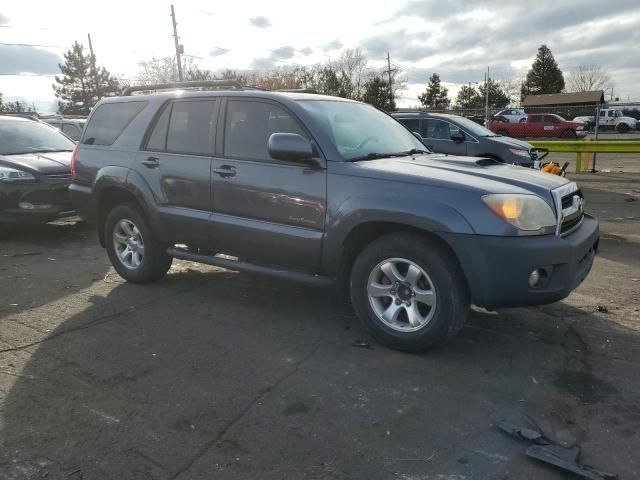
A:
[[0, 167, 639, 480]]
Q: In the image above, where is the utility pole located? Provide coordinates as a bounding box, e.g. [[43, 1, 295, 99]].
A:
[[484, 67, 490, 126], [386, 52, 393, 108], [87, 33, 100, 99], [170, 4, 184, 82]]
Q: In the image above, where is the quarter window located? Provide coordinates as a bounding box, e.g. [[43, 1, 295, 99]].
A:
[[224, 100, 307, 161], [83, 101, 146, 145]]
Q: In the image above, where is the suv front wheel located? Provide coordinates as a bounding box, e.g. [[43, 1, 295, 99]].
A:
[[350, 233, 469, 352], [105, 203, 172, 283]]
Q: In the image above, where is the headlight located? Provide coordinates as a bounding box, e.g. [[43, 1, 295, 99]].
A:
[[509, 148, 531, 158], [0, 166, 36, 182], [483, 194, 556, 234]]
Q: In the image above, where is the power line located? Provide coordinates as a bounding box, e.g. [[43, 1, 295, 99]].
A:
[[0, 42, 65, 48]]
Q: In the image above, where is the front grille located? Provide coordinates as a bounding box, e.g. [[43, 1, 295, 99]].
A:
[[560, 189, 584, 234]]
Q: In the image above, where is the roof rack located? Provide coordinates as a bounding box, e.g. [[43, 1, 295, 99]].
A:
[[123, 80, 249, 96], [275, 88, 318, 94]]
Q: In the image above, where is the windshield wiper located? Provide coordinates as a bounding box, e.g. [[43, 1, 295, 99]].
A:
[[28, 149, 73, 153], [349, 149, 430, 162], [400, 148, 430, 155], [349, 152, 405, 162]]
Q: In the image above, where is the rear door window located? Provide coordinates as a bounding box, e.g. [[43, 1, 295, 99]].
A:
[[83, 101, 146, 145], [224, 100, 307, 161], [145, 100, 217, 155], [529, 115, 542, 123]]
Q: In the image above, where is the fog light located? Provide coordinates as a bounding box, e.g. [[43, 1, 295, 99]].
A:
[[529, 270, 540, 287], [18, 202, 53, 210], [529, 268, 549, 288]]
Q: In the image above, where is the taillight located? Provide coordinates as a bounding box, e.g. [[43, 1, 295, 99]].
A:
[[70, 143, 78, 180]]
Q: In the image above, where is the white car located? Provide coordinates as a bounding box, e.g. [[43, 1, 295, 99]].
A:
[[494, 108, 527, 123]]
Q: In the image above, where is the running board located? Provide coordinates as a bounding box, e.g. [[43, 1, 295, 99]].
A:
[[167, 247, 333, 287]]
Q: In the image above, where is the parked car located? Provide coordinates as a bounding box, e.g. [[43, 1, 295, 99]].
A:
[[393, 112, 541, 167], [42, 117, 86, 141], [0, 116, 75, 224], [573, 109, 637, 133], [70, 82, 598, 352], [489, 114, 587, 138], [493, 108, 527, 123]]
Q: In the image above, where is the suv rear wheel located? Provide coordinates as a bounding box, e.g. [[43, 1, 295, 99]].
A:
[[105, 203, 172, 283], [350, 233, 469, 352]]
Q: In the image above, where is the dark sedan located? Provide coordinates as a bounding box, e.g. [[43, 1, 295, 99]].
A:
[[0, 116, 75, 225], [393, 112, 540, 167]]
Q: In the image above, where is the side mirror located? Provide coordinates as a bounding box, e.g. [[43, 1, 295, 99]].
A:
[[450, 131, 465, 143], [412, 131, 424, 143], [269, 133, 316, 165]]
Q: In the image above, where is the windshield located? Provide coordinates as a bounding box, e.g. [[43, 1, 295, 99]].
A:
[[297, 100, 426, 160], [0, 119, 75, 155], [452, 116, 498, 137]]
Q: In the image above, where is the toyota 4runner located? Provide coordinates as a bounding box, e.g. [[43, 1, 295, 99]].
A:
[[70, 81, 599, 352]]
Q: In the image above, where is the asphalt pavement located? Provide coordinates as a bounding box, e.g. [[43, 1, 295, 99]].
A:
[[0, 169, 638, 480]]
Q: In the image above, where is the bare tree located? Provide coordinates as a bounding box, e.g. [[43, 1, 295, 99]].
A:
[[496, 78, 520, 105], [137, 56, 202, 84], [331, 48, 368, 99], [566, 65, 612, 92]]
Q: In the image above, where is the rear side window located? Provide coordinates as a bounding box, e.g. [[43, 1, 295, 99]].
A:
[[83, 101, 146, 145], [398, 118, 421, 134], [529, 115, 542, 123], [145, 100, 217, 156], [224, 100, 307, 161]]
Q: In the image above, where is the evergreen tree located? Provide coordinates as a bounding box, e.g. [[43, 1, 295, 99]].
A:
[[53, 41, 121, 115], [455, 85, 483, 108], [478, 79, 511, 108], [418, 73, 450, 110], [522, 45, 565, 96], [361, 74, 395, 110]]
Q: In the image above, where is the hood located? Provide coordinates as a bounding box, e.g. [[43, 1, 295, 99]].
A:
[[0, 151, 71, 175], [485, 135, 532, 151], [354, 154, 570, 199]]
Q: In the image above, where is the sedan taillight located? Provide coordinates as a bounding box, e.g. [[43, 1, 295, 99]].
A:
[[70, 143, 78, 180]]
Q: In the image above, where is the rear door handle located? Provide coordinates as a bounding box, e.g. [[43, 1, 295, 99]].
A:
[[213, 165, 236, 178], [142, 156, 160, 168]]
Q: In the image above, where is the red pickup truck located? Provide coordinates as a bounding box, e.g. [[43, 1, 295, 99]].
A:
[[489, 114, 587, 138]]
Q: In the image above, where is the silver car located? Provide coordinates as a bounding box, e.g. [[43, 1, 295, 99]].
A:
[[494, 108, 527, 123]]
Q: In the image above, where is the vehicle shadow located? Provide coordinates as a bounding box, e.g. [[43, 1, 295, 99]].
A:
[[1, 267, 639, 479], [0, 219, 109, 321]]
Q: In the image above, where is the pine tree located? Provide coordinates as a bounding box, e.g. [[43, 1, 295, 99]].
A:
[[418, 73, 450, 110], [361, 75, 395, 110], [455, 85, 483, 108], [53, 41, 121, 115], [478, 79, 511, 108], [523, 45, 565, 96]]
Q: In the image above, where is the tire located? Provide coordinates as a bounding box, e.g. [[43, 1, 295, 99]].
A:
[[616, 123, 630, 133], [497, 129, 509, 136], [519, 117, 526, 123], [349, 233, 469, 352], [561, 129, 576, 138], [105, 203, 172, 283]]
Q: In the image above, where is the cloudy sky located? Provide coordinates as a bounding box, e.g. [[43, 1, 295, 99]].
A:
[[1, 0, 639, 112]]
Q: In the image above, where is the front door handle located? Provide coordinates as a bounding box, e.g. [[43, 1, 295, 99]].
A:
[[213, 165, 237, 178], [142, 156, 160, 168]]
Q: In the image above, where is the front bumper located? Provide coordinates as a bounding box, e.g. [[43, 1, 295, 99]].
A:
[[0, 179, 75, 223], [440, 214, 599, 308]]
